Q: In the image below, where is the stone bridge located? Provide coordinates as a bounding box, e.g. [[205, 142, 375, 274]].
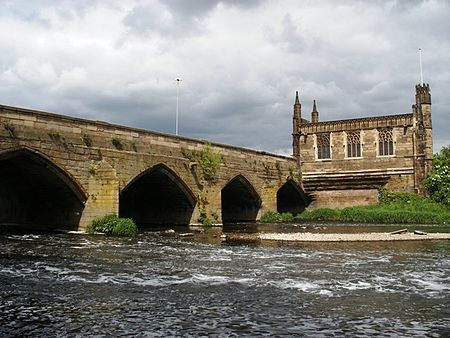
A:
[[0, 104, 308, 231]]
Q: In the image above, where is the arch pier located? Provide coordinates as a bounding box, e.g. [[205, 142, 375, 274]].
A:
[[0, 148, 87, 231], [0, 104, 304, 231], [119, 165, 196, 227]]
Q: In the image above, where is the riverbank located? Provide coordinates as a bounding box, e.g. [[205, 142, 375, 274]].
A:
[[258, 231, 450, 242], [262, 190, 450, 225]]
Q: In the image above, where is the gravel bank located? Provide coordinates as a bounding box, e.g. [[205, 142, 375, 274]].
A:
[[258, 232, 450, 242]]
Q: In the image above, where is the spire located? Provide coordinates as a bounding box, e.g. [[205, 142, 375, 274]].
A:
[[311, 100, 319, 123], [293, 90, 302, 134]]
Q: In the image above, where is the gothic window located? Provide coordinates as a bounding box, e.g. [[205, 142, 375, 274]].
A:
[[346, 131, 361, 158], [316, 133, 331, 159], [378, 128, 394, 156]]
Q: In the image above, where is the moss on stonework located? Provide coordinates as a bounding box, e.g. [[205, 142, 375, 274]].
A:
[[3, 122, 15, 137], [199, 143, 222, 181]]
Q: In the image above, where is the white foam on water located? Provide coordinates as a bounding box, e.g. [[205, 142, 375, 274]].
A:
[[0, 267, 19, 276], [8, 234, 41, 241], [338, 280, 372, 290], [370, 275, 400, 293], [271, 279, 320, 292], [318, 289, 333, 296], [409, 278, 449, 292], [131, 276, 166, 287], [191, 273, 231, 285]]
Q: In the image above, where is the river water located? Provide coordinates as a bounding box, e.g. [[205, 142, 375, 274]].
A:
[[1, 224, 449, 337]]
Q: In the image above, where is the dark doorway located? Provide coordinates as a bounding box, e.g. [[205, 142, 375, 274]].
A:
[[0, 149, 86, 231], [119, 164, 195, 227], [221, 175, 261, 223], [277, 180, 308, 214]]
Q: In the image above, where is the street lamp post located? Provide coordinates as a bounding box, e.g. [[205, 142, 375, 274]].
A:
[[175, 78, 182, 136]]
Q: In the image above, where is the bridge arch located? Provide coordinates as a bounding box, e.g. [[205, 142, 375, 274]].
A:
[[277, 180, 309, 214], [221, 175, 261, 223], [119, 164, 196, 226], [0, 147, 87, 231]]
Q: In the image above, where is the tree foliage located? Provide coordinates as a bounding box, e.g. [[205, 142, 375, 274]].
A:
[[425, 145, 450, 206]]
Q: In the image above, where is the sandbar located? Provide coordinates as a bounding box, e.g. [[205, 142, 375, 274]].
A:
[[258, 232, 450, 242]]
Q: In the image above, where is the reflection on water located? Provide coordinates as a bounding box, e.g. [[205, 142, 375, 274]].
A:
[[0, 223, 449, 337]]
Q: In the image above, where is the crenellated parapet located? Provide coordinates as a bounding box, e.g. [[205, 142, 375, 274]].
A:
[[299, 113, 414, 134]]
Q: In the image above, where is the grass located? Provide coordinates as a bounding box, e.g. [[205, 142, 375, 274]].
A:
[[261, 190, 450, 225], [85, 214, 137, 237]]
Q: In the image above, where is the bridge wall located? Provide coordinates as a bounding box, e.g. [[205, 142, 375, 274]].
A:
[[0, 105, 299, 229]]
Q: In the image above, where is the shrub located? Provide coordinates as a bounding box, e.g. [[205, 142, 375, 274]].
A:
[[86, 214, 137, 237], [112, 218, 138, 237], [81, 133, 92, 147], [48, 131, 66, 145], [198, 211, 213, 227], [3, 122, 15, 137], [199, 143, 222, 181], [112, 136, 123, 150], [296, 208, 341, 221], [260, 211, 294, 223], [425, 145, 450, 206]]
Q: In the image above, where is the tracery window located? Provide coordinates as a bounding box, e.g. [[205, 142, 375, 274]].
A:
[[316, 133, 331, 159], [346, 131, 361, 158], [378, 128, 394, 156]]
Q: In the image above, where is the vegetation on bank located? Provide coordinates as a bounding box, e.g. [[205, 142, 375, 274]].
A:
[[262, 145, 450, 225], [261, 189, 450, 225], [86, 214, 138, 237], [260, 211, 294, 223]]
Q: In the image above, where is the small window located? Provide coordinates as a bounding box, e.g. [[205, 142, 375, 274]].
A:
[[347, 131, 361, 158], [378, 128, 394, 156], [316, 133, 331, 159]]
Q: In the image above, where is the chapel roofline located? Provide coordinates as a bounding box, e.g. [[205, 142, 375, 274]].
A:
[[300, 112, 413, 127], [299, 112, 414, 133]]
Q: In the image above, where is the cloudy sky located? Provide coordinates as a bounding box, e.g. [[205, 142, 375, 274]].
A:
[[1, 0, 449, 154]]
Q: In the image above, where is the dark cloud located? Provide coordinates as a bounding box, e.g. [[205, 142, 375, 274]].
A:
[[0, 0, 449, 154], [123, 0, 264, 38], [162, 0, 264, 17]]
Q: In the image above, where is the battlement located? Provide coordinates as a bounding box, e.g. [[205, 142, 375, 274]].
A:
[[415, 83, 431, 105]]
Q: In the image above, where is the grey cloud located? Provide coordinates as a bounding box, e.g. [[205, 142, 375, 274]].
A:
[[0, 0, 449, 155], [123, 0, 264, 38], [267, 14, 311, 54], [162, 0, 264, 18]]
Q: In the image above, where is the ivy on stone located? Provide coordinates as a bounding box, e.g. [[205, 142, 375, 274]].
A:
[[199, 143, 222, 181]]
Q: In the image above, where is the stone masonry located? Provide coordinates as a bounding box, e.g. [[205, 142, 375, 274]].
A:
[[0, 104, 302, 230], [292, 84, 433, 209]]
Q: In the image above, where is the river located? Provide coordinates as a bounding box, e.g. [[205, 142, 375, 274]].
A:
[[1, 224, 449, 337]]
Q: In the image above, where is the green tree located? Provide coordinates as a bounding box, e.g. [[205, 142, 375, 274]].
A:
[[425, 145, 450, 206]]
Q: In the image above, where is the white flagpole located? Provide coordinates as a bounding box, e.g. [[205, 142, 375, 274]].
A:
[[175, 78, 182, 135], [419, 48, 424, 85]]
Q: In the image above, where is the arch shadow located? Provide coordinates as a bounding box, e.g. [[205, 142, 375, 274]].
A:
[[119, 164, 196, 227], [277, 180, 310, 214], [0, 147, 87, 231], [221, 175, 261, 223]]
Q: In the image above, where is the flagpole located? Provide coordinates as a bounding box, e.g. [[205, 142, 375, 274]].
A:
[[175, 78, 181, 136], [419, 48, 424, 85]]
